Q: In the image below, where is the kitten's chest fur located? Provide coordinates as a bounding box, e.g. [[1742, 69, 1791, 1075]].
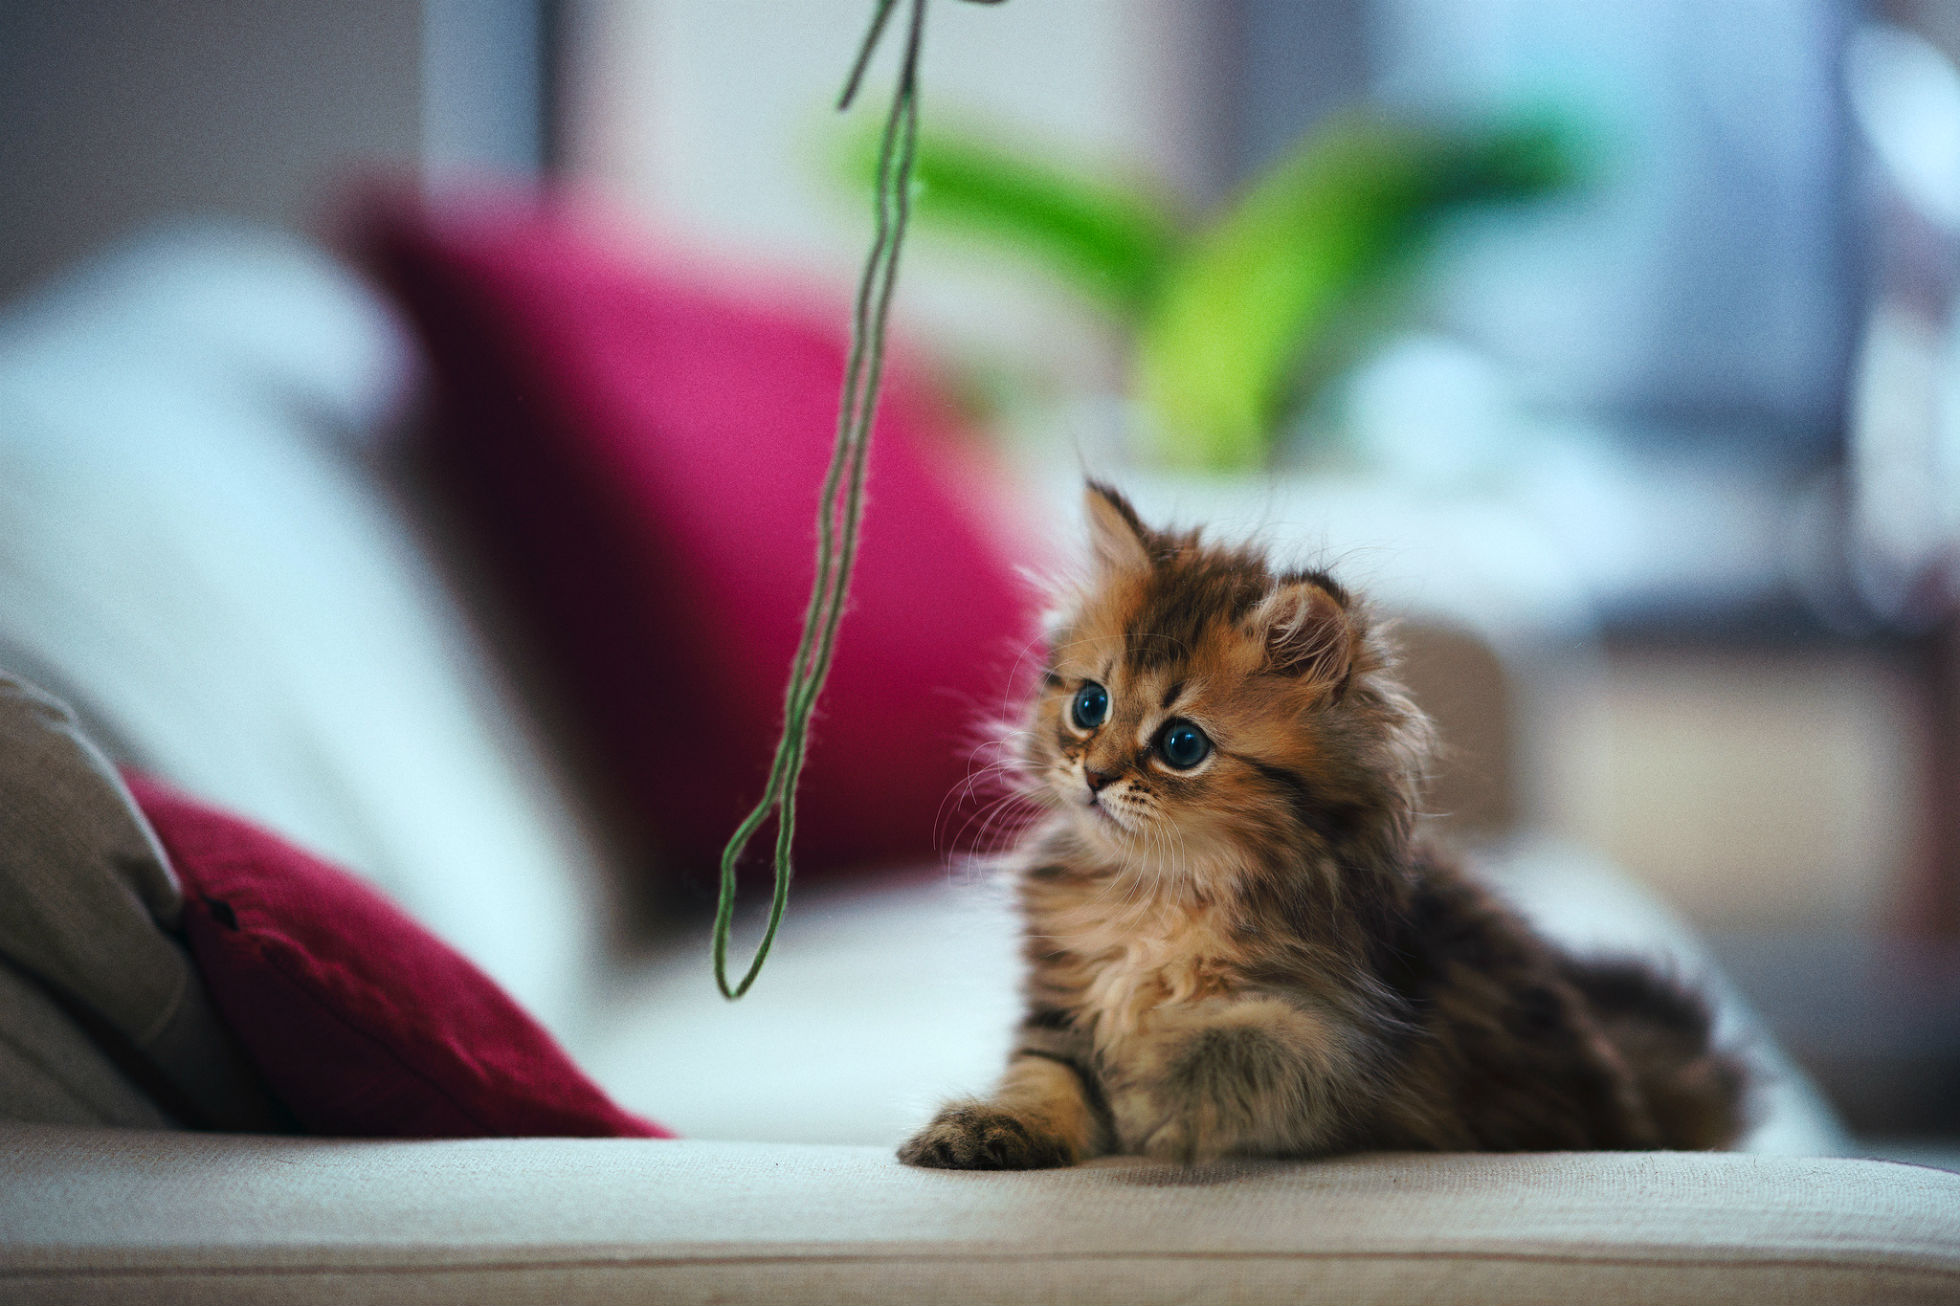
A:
[[1025, 865, 1244, 1052]]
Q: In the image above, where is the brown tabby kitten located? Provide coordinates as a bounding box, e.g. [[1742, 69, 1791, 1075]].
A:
[[901, 483, 1747, 1169]]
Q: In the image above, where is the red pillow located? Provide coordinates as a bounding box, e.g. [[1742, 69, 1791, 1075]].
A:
[[127, 774, 669, 1139], [361, 198, 1036, 882]]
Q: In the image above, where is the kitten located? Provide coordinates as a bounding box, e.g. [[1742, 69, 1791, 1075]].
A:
[[900, 482, 1748, 1168]]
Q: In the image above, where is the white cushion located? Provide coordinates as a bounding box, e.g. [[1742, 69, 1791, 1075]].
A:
[[0, 225, 605, 1035]]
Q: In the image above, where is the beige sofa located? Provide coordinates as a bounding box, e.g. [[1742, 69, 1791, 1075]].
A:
[[6, 1128, 1958, 1305], [2, 226, 1956, 1305]]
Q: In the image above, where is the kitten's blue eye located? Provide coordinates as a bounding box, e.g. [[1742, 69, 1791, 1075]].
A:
[[1070, 682, 1109, 730], [1157, 720, 1211, 770]]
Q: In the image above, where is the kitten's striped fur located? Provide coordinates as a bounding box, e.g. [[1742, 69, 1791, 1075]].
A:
[[900, 483, 1747, 1168]]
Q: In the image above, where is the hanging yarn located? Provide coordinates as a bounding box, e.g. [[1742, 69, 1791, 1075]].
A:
[[714, 0, 998, 998]]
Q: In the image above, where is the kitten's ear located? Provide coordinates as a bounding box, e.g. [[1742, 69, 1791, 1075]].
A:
[[1083, 481, 1152, 576], [1252, 579, 1356, 695]]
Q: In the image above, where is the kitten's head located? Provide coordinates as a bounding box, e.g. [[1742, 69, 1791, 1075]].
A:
[[1023, 482, 1432, 884]]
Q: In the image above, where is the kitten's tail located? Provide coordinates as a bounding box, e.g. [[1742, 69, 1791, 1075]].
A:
[[1562, 956, 1751, 1150]]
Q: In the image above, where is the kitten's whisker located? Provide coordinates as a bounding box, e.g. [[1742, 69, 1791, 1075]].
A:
[[971, 792, 1046, 855], [948, 789, 1039, 856], [941, 778, 1022, 848], [935, 763, 1026, 853]]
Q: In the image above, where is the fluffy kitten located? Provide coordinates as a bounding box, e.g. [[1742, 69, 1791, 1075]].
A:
[[901, 482, 1747, 1168]]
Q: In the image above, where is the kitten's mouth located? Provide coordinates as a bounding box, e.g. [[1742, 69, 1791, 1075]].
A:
[[1053, 771, 1130, 832], [1082, 795, 1130, 832]]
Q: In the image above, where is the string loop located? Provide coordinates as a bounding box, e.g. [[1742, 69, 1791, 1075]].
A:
[[712, 0, 934, 998]]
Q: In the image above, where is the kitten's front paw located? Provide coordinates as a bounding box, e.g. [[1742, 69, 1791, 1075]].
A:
[[898, 1102, 1076, 1170]]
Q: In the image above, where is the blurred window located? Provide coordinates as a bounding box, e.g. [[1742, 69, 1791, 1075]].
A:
[[1219, 0, 1858, 466]]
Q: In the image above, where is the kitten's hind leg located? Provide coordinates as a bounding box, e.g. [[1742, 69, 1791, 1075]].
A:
[[1112, 998, 1359, 1164], [899, 1052, 1107, 1170]]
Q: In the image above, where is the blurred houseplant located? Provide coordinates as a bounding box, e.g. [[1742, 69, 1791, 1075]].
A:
[[865, 112, 1577, 471]]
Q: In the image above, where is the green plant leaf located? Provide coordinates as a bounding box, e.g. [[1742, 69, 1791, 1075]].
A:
[[1136, 113, 1578, 470], [848, 125, 1184, 319]]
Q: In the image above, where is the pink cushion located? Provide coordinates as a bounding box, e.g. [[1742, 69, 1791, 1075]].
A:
[[362, 198, 1035, 881], [127, 774, 669, 1139]]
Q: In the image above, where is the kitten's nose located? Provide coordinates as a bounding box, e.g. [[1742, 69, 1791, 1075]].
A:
[[1085, 768, 1116, 793]]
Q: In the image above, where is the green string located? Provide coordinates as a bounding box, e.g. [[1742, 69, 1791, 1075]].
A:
[[712, 0, 931, 999]]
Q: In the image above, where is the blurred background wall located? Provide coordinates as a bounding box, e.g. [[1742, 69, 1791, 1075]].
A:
[[0, 0, 548, 303]]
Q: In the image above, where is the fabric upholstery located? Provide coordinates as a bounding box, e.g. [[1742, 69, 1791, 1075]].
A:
[[364, 198, 1036, 884], [1, 1125, 1954, 1304], [126, 775, 668, 1141], [0, 672, 281, 1131], [0, 961, 175, 1129]]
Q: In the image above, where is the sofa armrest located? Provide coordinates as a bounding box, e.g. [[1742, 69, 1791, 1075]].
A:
[[2, 1124, 1955, 1304]]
